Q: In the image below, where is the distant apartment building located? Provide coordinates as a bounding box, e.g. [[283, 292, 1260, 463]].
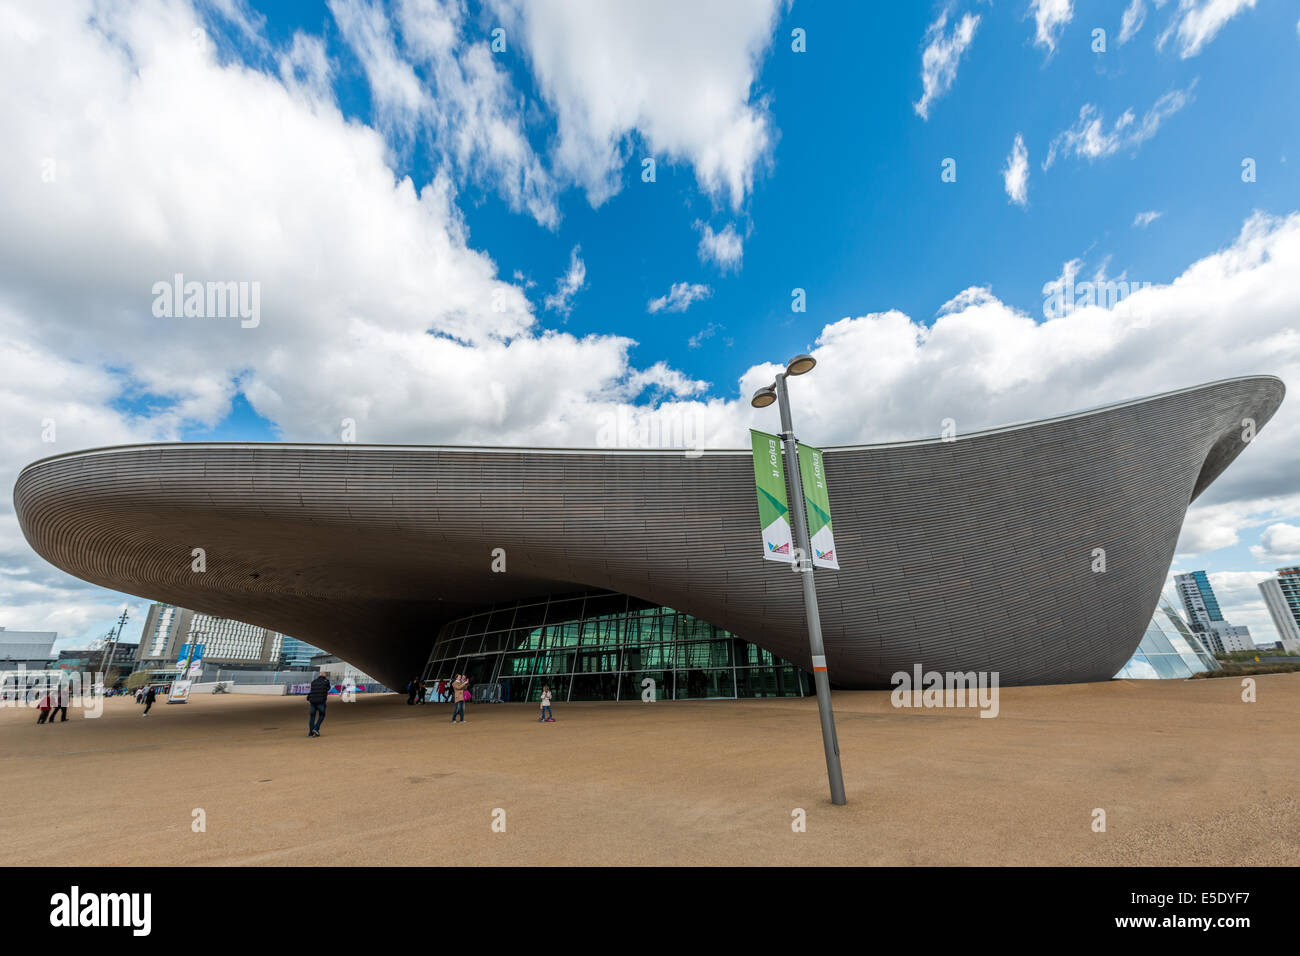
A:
[[280, 636, 325, 668], [1173, 571, 1254, 654], [190, 612, 283, 664], [1259, 567, 1300, 654], [134, 603, 283, 668], [1201, 622, 1255, 655], [137, 603, 192, 662], [1174, 571, 1223, 630]]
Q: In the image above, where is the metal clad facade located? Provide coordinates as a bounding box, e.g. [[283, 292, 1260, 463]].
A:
[[13, 376, 1284, 688]]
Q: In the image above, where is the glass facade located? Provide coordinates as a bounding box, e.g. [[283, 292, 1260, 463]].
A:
[[190, 613, 280, 663], [1189, 570, 1223, 621], [1278, 566, 1300, 626], [147, 604, 177, 658], [1115, 597, 1220, 679], [421, 591, 810, 701], [280, 636, 325, 668]]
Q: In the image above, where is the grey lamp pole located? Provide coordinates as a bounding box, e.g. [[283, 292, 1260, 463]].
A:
[[754, 357, 847, 806], [98, 608, 129, 683]]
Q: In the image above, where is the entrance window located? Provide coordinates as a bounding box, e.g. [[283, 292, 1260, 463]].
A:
[[421, 591, 806, 702]]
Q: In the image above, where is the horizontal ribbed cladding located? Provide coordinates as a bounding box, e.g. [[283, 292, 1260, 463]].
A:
[[12, 376, 1285, 689], [816, 376, 1283, 685]]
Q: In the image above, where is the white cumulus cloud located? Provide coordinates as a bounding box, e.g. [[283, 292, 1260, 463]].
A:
[[543, 245, 587, 317], [695, 222, 745, 272], [1045, 82, 1196, 168], [485, 0, 783, 209], [2, 0, 1299, 660], [1118, 0, 1147, 45], [688, 322, 723, 349], [913, 9, 981, 121], [1030, 0, 1074, 53], [1250, 523, 1300, 565], [1158, 0, 1257, 59], [1003, 133, 1030, 207], [331, 0, 560, 227], [648, 282, 713, 314]]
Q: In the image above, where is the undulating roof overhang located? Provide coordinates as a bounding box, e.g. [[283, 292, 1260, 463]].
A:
[[14, 375, 1284, 689]]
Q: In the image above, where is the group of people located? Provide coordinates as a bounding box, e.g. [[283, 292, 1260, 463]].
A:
[[306, 668, 554, 737], [405, 678, 429, 705], [399, 673, 555, 723], [135, 685, 158, 716], [34, 686, 70, 724], [133, 686, 159, 712], [31, 683, 155, 724], [409, 677, 466, 705], [31, 666, 556, 738], [407, 675, 467, 708]]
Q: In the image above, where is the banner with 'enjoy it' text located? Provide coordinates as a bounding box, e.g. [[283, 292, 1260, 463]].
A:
[[750, 430, 793, 563], [797, 444, 840, 570]]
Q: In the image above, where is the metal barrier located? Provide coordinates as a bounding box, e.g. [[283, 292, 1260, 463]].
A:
[[214, 668, 315, 685]]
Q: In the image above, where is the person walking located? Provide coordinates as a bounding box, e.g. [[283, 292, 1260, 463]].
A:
[[416, 679, 426, 704], [406, 677, 418, 705], [451, 673, 468, 723], [36, 691, 52, 724], [50, 683, 69, 723], [142, 685, 156, 717], [538, 683, 554, 722], [307, 671, 330, 737]]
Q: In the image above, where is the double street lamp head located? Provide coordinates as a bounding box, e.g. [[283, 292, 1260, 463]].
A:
[[785, 353, 816, 376], [750, 354, 816, 408]]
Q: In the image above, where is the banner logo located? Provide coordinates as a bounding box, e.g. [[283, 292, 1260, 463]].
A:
[[797, 444, 840, 570], [750, 429, 794, 563]]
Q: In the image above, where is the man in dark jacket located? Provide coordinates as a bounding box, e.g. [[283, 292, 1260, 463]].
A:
[[142, 685, 157, 716], [307, 673, 331, 737], [50, 683, 69, 723]]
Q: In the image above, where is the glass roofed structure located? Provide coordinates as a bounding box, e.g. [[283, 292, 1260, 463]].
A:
[[1115, 597, 1220, 679]]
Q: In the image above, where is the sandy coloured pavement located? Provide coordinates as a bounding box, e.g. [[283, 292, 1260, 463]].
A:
[[1, 675, 1296, 865]]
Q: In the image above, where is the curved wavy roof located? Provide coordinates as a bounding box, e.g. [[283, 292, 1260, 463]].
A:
[[14, 375, 1284, 688]]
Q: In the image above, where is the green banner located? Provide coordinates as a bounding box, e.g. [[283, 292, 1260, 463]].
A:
[[797, 444, 839, 569], [750, 430, 793, 563]]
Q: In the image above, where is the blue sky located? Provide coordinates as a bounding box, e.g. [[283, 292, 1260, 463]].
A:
[[189, 0, 1300, 398], [3, 0, 1299, 648]]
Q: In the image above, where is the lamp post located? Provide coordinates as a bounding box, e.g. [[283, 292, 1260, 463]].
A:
[[98, 608, 129, 684], [752, 354, 847, 806]]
